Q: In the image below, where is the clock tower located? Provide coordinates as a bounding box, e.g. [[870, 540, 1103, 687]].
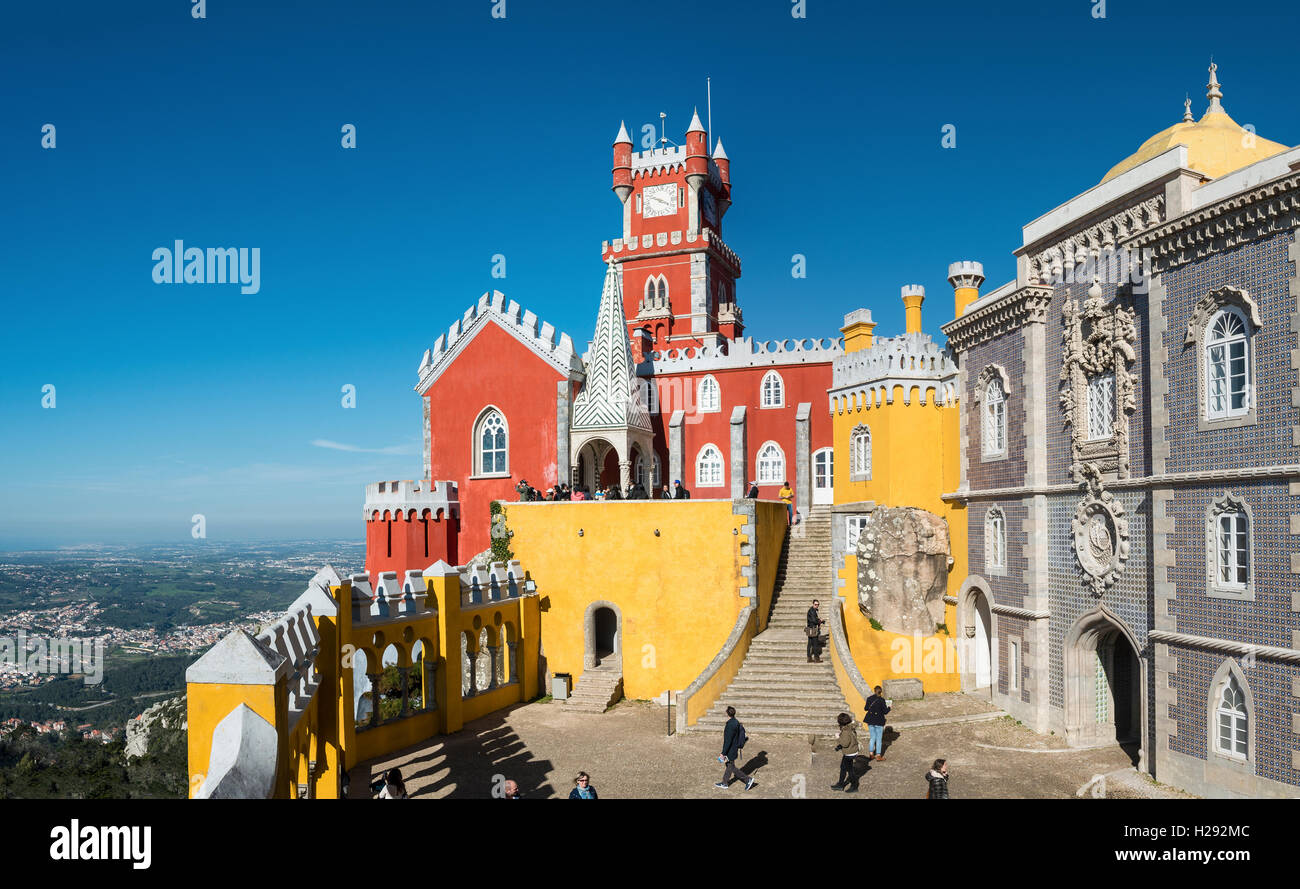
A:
[[603, 109, 742, 356]]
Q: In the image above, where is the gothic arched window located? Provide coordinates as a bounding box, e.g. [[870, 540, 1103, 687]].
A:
[[696, 444, 724, 488], [756, 441, 785, 484], [982, 374, 1007, 458], [761, 371, 785, 408], [985, 506, 1006, 572], [475, 408, 508, 476], [697, 375, 721, 413], [1205, 307, 1252, 420], [850, 424, 871, 481], [1215, 672, 1248, 759]]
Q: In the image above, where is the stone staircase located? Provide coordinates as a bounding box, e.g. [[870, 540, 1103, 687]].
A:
[[692, 507, 851, 736], [558, 659, 623, 713]]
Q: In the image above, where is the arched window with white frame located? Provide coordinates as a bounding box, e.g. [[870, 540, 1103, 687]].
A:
[[760, 370, 785, 408], [696, 444, 724, 488], [474, 408, 508, 476], [1205, 307, 1252, 420], [756, 441, 785, 484], [1208, 494, 1251, 595], [1215, 671, 1248, 760], [985, 505, 1006, 573], [981, 371, 1007, 458], [697, 375, 721, 413], [850, 424, 871, 481]]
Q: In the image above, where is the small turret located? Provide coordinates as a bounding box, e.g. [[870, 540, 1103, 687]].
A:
[[685, 108, 708, 186], [713, 139, 732, 217], [612, 121, 634, 204], [841, 309, 877, 353], [901, 285, 925, 334], [948, 261, 985, 318]]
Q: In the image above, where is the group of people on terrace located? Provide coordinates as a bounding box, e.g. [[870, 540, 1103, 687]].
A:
[[513, 476, 798, 524]]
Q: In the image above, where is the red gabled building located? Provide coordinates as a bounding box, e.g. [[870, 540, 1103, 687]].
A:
[[391, 109, 839, 562]]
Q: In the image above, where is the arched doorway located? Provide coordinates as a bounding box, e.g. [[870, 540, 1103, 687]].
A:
[[957, 577, 994, 698], [583, 600, 622, 669], [1065, 607, 1143, 766]]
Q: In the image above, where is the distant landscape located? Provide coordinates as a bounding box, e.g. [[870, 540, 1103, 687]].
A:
[[0, 541, 364, 798]]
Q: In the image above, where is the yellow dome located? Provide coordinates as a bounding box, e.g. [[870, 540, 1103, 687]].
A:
[[1100, 66, 1290, 184]]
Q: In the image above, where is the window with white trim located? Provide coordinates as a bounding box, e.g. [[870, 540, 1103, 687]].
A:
[[639, 378, 658, 413], [696, 444, 724, 488], [1215, 673, 1248, 759], [760, 371, 785, 408], [982, 376, 1006, 457], [475, 409, 508, 475], [1215, 508, 1249, 589], [634, 452, 662, 490], [850, 424, 871, 480], [1205, 308, 1251, 419], [756, 441, 785, 484], [985, 506, 1006, 571], [697, 375, 721, 413], [1086, 373, 1115, 441], [846, 516, 869, 553]]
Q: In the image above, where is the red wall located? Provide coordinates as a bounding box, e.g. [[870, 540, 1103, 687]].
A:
[[424, 321, 565, 557], [364, 511, 459, 580]]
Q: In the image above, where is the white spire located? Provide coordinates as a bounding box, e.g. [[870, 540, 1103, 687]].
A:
[[687, 107, 706, 134], [614, 120, 631, 144], [713, 138, 728, 160], [571, 262, 651, 433], [1183, 95, 1194, 123], [1206, 61, 1224, 115]]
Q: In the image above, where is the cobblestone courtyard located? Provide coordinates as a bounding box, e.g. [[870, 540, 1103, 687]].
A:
[[351, 694, 1191, 799]]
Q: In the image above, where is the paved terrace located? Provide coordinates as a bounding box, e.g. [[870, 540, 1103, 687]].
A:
[[348, 693, 1191, 799]]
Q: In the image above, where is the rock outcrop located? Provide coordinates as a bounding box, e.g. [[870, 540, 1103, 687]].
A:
[[124, 695, 187, 759], [856, 507, 951, 636]]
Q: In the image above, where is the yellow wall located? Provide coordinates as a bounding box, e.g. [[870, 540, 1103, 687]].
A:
[[504, 500, 785, 703], [186, 681, 282, 798], [831, 384, 965, 696]]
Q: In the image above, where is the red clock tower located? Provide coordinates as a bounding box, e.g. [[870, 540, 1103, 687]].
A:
[[603, 109, 742, 360]]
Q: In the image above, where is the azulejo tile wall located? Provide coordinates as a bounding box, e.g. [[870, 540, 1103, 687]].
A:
[[966, 332, 1027, 491]]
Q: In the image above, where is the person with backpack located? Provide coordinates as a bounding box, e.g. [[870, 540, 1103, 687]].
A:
[[673, 480, 691, 500], [925, 759, 950, 798], [806, 599, 825, 662], [863, 685, 891, 760], [831, 712, 864, 793], [713, 706, 755, 790]]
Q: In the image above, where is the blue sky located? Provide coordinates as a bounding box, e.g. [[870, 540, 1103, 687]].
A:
[[1, 0, 1294, 546]]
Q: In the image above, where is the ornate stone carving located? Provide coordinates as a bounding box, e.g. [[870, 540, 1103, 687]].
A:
[[1071, 463, 1130, 595], [1060, 280, 1138, 480], [1027, 194, 1165, 286], [940, 286, 1052, 354], [1184, 285, 1262, 346]]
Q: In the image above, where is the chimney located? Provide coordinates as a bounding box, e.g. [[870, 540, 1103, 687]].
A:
[[841, 309, 876, 353], [948, 261, 986, 317], [901, 285, 925, 334]]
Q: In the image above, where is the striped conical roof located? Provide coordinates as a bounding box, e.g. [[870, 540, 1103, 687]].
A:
[[572, 263, 652, 432]]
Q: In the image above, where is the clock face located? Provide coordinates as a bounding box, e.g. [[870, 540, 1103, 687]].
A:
[[701, 188, 716, 225], [642, 183, 677, 218]]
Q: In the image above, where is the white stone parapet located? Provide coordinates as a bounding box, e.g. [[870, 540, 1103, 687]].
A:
[[947, 261, 986, 289], [635, 334, 843, 375], [254, 603, 321, 728], [416, 291, 583, 394], [458, 559, 527, 607], [350, 569, 435, 625], [901, 284, 925, 298], [829, 332, 959, 409], [601, 227, 741, 273], [363, 479, 459, 521]]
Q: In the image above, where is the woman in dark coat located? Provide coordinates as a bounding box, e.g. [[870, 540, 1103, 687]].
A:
[[926, 759, 949, 799]]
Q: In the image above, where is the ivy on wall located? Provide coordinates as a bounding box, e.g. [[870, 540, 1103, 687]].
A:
[[489, 501, 513, 562]]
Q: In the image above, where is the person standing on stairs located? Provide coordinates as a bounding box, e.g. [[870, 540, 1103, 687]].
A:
[[864, 685, 891, 761], [779, 480, 795, 525], [807, 599, 825, 662], [714, 706, 756, 791], [831, 712, 864, 793]]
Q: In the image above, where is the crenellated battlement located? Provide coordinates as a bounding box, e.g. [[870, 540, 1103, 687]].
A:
[[416, 291, 584, 394], [601, 227, 740, 273], [829, 332, 959, 411], [363, 479, 459, 521], [347, 558, 530, 625], [634, 334, 843, 375]]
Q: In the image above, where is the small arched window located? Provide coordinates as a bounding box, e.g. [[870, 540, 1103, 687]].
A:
[[761, 371, 785, 408], [634, 451, 662, 490], [850, 424, 871, 481], [1205, 308, 1251, 419], [985, 506, 1006, 571], [756, 441, 785, 484], [696, 444, 724, 488], [1215, 673, 1248, 759], [476, 408, 508, 476], [698, 375, 721, 413], [638, 378, 658, 413], [983, 376, 1006, 457]]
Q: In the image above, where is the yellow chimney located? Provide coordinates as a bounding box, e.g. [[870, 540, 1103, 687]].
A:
[[948, 261, 985, 317], [841, 309, 876, 353], [901, 285, 925, 334]]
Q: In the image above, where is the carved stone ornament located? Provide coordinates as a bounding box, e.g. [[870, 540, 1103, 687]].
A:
[[1183, 286, 1262, 347], [1059, 279, 1139, 480], [1071, 463, 1130, 595]]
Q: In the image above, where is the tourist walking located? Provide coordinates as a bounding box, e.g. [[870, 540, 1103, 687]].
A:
[[569, 771, 598, 799], [377, 767, 408, 799], [779, 480, 795, 525], [863, 685, 891, 760], [925, 759, 950, 798], [673, 480, 690, 499], [831, 712, 863, 792], [713, 706, 755, 790], [806, 599, 825, 662]]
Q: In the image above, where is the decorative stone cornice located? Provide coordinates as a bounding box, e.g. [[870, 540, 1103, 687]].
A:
[[942, 462, 1300, 501], [991, 603, 1050, 620], [941, 285, 1053, 354], [601, 226, 741, 275], [1023, 193, 1165, 286], [1132, 172, 1300, 271], [1149, 630, 1300, 665]]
